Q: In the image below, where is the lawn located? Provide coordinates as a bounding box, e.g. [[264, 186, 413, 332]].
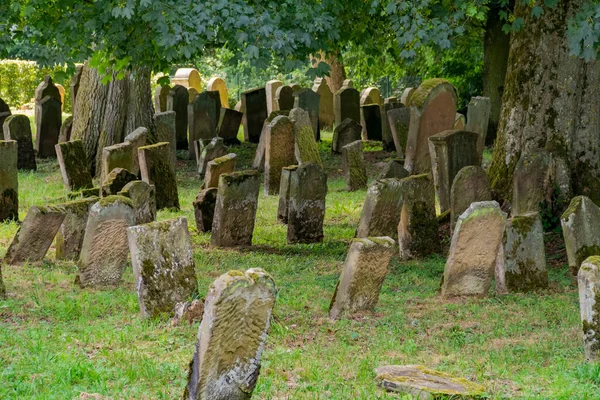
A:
[[0, 130, 598, 399]]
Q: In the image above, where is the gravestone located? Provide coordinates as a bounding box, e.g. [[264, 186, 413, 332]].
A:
[[275, 85, 295, 111], [204, 153, 236, 189], [154, 85, 171, 112], [360, 87, 383, 106], [172, 68, 202, 91], [377, 158, 408, 180], [387, 107, 411, 158], [332, 118, 362, 154], [400, 87, 415, 105], [329, 237, 396, 319], [342, 140, 367, 191], [188, 91, 221, 159], [334, 87, 360, 126], [167, 84, 190, 150], [428, 130, 479, 213], [59, 115, 73, 143], [404, 79, 457, 174], [206, 77, 229, 109], [454, 113, 466, 130], [76, 196, 135, 287], [100, 142, 133, 184], [0, 140, 19, 222], [188, 88, 199, 104], [450, 166, 491, 230], [183, 268, 277, 400], [357, 178, 403, 238], [512, 148, 554, 215], [290, 108, 321, 166], [360, 104, 382, 141], [211, 171, 260, 247], [578, 256, 600, 362], [128, 217, 198, 318], [342, 79, 354, 88], [124, 127, 148, 176], [466, 96, 491, 159], [218, 108, 243, 145], [561, 196, 600, 275], [193, 187, 218, 232], [118, 180, 156, 225], [381, 101, 404, 152], [441, 201, 506, 297], [277, 165, 298, 224], [265, 80, 283, 115], [55, 197, 98, 261], [139, 142, 179, 210], [287, 163, 327, 244], [101, 168, 137, 197], [241, 87, 267, 143], [4, 205, 65, 265], [290, 83, 302, 92], [55, 140, 93, 191], [294, 88, 320, 140], [252, 110, 289, 171], [198, 137, 229, 174], [70, 65, 83, 110], [155, 111, 177, 165], [3, 114, 37, 171], [0, 98, 11, 135], [312, 78, 334, 130], [35, 96, 62, 158], [264, 116, 296, 195], [34, 76, 61, 127]]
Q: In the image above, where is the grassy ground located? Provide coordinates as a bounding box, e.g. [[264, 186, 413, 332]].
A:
[[1, 130, 599, 399]]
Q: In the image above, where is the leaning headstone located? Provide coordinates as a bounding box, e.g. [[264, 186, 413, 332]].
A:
[[155, 111, 177, 166], [561, 196, 600, 276], [154, 85, 171, 113], [100, 142, 133, 184], [360, 104, 382, 141], [167, 84, 190, 150], [252, 110, 289, 171], [287, 163, 327, 244], [377, 158, 409, 180], [400, 87, 415, 106], [0, 140, 19, 222], [454, 113, 466, 130], [381, 102, 404, 152], [55, 197, 98, 261], [504, 212, 548, 291], [329, 237, 396, 319], [342, 140, 367, 191], [183, 268, 277, 400], [204, 153, 236, 189], [290, 108, 321, 166], [198, 137, 229, 174], [578, 256, 600, 362], [193, 187, 218, 232], [264, 116, 296, 195], [441, 201, 506, 297], [218, 108, 243, 145], [118, 180, 156, 225], [101, 167, 137, 197], [334, 87, 360, 126], [211, 171, 260, 247], [428, 130, 479, 213], [466, 96, 491, 159], [332, 118, 362, 154], [4, 205, 65, 265], [58, 115, 73, 143], [76, 196, 135, 287], [275, 85, 295, 111], [266, 79, 283, 115], [35, 96, 62, 158], [277, 165, 298, 224], [356, 178, 403, 238], [404, 79, 457, 174], [387, 107, 411, 158], [3, 114, 36, 171], [128, 217, 198, 318], [312, 78, 334, 130], [241, 87, 267, 143], [512, 148, 554, 216], [123, 127, 147, 176], [188, 91, 221, 159], [139, 142, 179, 210], [450, 166, 491, 230], [294, 88, 320, 140], [55, 140, 93, 191], [206, 77, 229, 109]]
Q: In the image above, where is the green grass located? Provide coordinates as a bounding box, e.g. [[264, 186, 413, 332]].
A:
[[0, 130, 598, 399]]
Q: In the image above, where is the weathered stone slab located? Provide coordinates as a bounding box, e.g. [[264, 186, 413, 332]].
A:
[[252, 111, 289, 171], [400, 87, 415, 106], [454, 113, 466, 130], [377, 158, 408, 180], [218, 108, 243, 146], [360, 104, 382, 141], [266, 80, 283, 115], [357, 178, 403, 238], [139, 142, 179, 210], [441, 201, 506, 297], [101, 168, 137, 197], [204, 153, 236, 189], [59, 115, 73, 143], [275, 85, 295, 111], [188, 91, 221, 159], [55, 197, 98, 261], [264, 116, 296, 195], [241, 87, 267, 143], [287, 163, 327, 244], [34, 76, 60, 127], [55, 140, 93, 191], [172, 68, 202, 91], [183, 268, 277, 400], [100, 142, 133, 185], [124, 127, 147, 176], [450, 166, 491, 230], [167, 84, 190, 150], [128, 217, 198, 319], [382, 102, 404, 152], [207, 77, 229, 109], [193, 187, 218, 232], [118, 180, 156, 225], [70, 65, 83, 110], [155, 111, 177, 166], [211, 171, 260, 247], [277, 165, 298, 224], [332, 118, 362, 154], [0, 140, 18, 222], [360, 87, 383, 106], [342, 79, 354, 88], [342, 140, 367, 191], [578, 256, 600, 362], [312, 78, 334, 130], [76, 196, 135, 287], [197, 137, 228, 174], [35, 96, 62, 158], [387, 107, 411, 158], [155, 85, 171, 113], [512, 148, 553, 215], [466, 96, 491, 159], [334, 87, 360, 126], [329, 237, 396, 319], [3, 114, 36, 171], [4, 205, 65, 265], [294, 88, 320, 140], [561, 196, 600, 275], [290, 108, 321, 166]]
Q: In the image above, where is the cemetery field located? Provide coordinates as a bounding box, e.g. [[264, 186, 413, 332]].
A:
[[0, 133, 597, 399]]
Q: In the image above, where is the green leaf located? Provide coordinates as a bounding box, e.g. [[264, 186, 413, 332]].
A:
[[532, 6, 544, 18], [544, 0, 558, 7]]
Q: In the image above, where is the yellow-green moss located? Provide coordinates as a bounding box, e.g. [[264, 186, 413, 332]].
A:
[[407, 78, 451, 108]]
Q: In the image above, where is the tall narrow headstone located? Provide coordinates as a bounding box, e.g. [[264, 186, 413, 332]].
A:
[[218, 108, 243, 145], [290, 108, 321, 167], [342, 140, 367, 191], [561, 196, 600, 275], [193, 187, 218, 232], [334, 87, 360, 126], [0, 140, 19, 222], [118, 180, 156, 225], [188, 91, 221, 159], [264, 116, 296, 195], [466, 96, 491, 159], [206, 77, 229, 109], [198, 137, 229, 174], [294, 88, 320, 140], [35, 96, 62, 158], [55, 197, 98, 261], [332, 118, 362, 154], [124, 126, 147, 176], [3, 114, 37, 171], [578, 256, 600, 362], [277, 165, 298, 224], [450, 166, 491, 230], [357, 178, 403, 238], [154, 85, 171, 113], [155, 111, 177, 166], [167, 84, 190, 150], [512, 148, 554, 216], [139, 142, 179, 210], [241, 87, 267, 143], [34, 75, 61, 127], [387, 107, 411, 158], [382, 102, 404, 152], [287, 163, 327, 244], [55, 140, 93, 191], [266, 80, 283, 115], [312, 78, 334, 130], [360, 104, 382, 141], [252, 110, 289, 171]]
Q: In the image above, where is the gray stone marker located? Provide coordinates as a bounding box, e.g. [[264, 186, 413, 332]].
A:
[[578, 256, 600, 362], [167, 84, 190, 150], [34, 76, 61, 127], [441, 201, 506, 297], [118, 180, 156, 225], [59, 115, 73, 143], [241, 87, 267, 143], [0, 140, 18, 222], [287, 163, 327, 244], [139, 142, 179, 210], [334, 87, 360, 126], [381, 102, 404, 152], [252, 110, 289, 171], [188, 91, 221, 159], [504, 212, 548, 291], [35, 96, 62, 158], [100, 141, 134, 185], [387, 107, 411, 158], [76, 196, 135, 287], [465, 96, 491, 160], [101, 167, 137, 197], [183, 268, 277, 400], [55, 140, 93, 191], [428, 130, 479, 213], [294, 88, 320, 140], [329, 237, 396, 319], [291, 109, 322, 167], [218, 108, 243, 146], [312, 78, 334, 130], [204, 153, 236, 189], [3, 114, 37, 171], [55, 197, 98, 261], [211, 171, 260, 247], [155, 111, 177, 166], [265, 79, 283, 115], [512, 148, 553, 216], [360, 104, 382, 141], [128, 217, 198, 319], [264, 116, 296, 195], [341, 140, 367, 191], [377, 158, 408, 180], [357, 178, 403, 238], [332, 118, 362, 154], [123, 127, 147, 176], [450, 166, 491, 231], [198, 137, 229, 175], [4, 205, 66, 265], [561, 196, 600, 276], [193, 187, 218, 232], [275, 85, 295, 111], [277, 165, 298, 224], [155, 85, 171, 113]]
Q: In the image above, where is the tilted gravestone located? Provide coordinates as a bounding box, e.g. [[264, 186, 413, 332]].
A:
[[334, 87, 360, 126], [123, 127, 147, 176], [188, 91, 221, 159], [55, 197, 98, 261], [154, 85, 171, 113], [241, 87, 267, 143], [4, 205, 66, 265], [275, 85, 295, 111], [294, 88, 320, 140], [218, 108, 243, 146], [512, 148, 554, 216], [59, 115, 73, 143], [450, 166, 491, 231], [312, 78, 334, 130], [578, 256, 600, 362], [287, 163, 327, 244], [466, 96, 491, 160], [341, 140, 367, 191], [198, 137, 229, 174], [264, 116, 296, 195], [167, 84, 190, 150], [118, 180, 156, 225], [128, 217, 198, 319], [289, 108, 321, 167], [561, 196, 600, 276], [387, 107, 411, 158], [139, 142, 179, 210], [377, 158, 408, 180], [155, 111, 177, 166], [3, 114, 37, 171], [265, 80, 283, 115], [277, 165, 298, 224], [76, 196, 135, 287], [211, 171, 260, 247], [183, 268, 277, 400], [381, 102, 404, 152], [101, 168, 137, 197], [360, 104, 382, 141], [332, 118, 362, 154], [55, 140, 93, 191], [193, 187, 218, 232], [441, 201, 506, 297], [100, 142, 134, 184], [0, 140, 18, 222], [204, 153, 236, 189], [357, 178, 403, 239], [35, 96, 62, 158], [329, 237, 396, 319]]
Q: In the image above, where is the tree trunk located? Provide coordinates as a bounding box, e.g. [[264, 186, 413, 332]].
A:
[[312, 51, 346, 94], [488, 0, 600, 204]]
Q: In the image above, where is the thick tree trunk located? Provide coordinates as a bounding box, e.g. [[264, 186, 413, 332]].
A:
[[488, 0, 600, 204], [312, 51, 346, 94]]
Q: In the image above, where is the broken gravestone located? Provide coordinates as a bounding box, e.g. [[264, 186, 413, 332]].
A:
[[357, 178, 403, 238], [287, 163, 327, 244], [198, 137, 229, 175], [118, 180, 156, 225], [561, 196, 600, 276], [193, 188, 218, 232], [342, 140, 367, 191], [264, 115, 296, 195], [377, 158, 408, 180], [55, 140, 93, 191], [123, 127, 147, 176], [3, 114, 37, 171], [139, 142, 179, 210], [204, 153, 236, 189], [101, 168, 137, 197], [277, 165, 298, 224], [55, 197, 98, 261], [0, 140, 18, 222], [450, 166, 491, 231], [100, 142, 134, 185], [578, 256, 600, 362]]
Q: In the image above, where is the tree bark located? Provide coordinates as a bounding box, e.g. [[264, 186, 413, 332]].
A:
[[488, 0, 600, 204], [312, 51, 346, 94]]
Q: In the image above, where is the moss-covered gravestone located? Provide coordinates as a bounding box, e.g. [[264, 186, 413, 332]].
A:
[[139, 142, 179, 210], [287, 163, 327, 244], [387, 107, 411, 158], [127, 217, 198, 319], [377, 158, 408, 180], [167, 84, 190, 150], [561, 196, 600, 276], [450, 166, 491, 231], [118, 180, 156, 225], [101, 168, 137, 197], [512, 148, 554, 216], [188, 91, 221, 159], [211, 171, 260, 247], [266, 80, 283, 115], [155, 111, 177, 166], [241, 87, 267, 143], [4, 205, 66, 265], [275, 85, 294, 111], [357, 178, 403, 238], [264, 116, 296, 195], [3, 114, 36, 171], [441, 201, 506, 297], [198, 137, 229, 174], [329, 237, 396, 319], [218, 108, 243, 146], [55, 140, 93, 191], [123, 127, 147, 176], [184, 268, 277, 400], [465, 96, 491, 159], [381, 101, 403, 152], [35, 96, 62, 158], [193, 188, 218, 232], [0, 140, 18, 222], [293, 88, 320, 140], [342, 140, 368, 191], [334, 87, 360, 126], [252, 110, 290, 171], [332, 118, 362, 154], [504, 212, 548, 291], [204, 153, 236, 189], [578, 256, 600, 362], [100, 142, 134, 185], [277, 165, 298, 224], [360, 104, 382, 141], [55, 197, 99, 261], [76, 196, 135, 287], [294, 125, 322, 168], [312, 78, 334, 130]]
